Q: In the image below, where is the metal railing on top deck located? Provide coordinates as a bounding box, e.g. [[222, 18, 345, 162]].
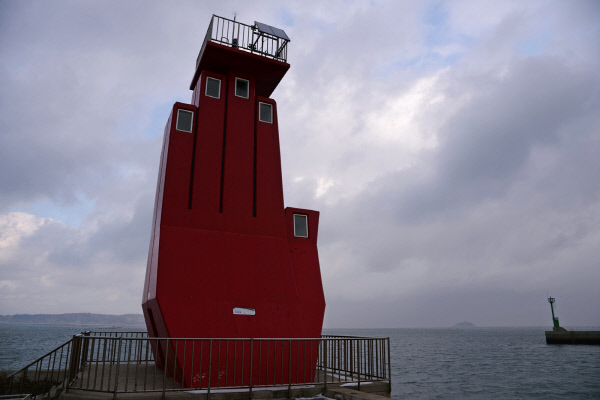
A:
[[3, 332, 390, 399], [196, 15, 290, 68]]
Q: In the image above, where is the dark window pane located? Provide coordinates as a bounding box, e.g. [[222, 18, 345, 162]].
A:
[[259, 102, 273, 123], [206, 77, 221, 98], [294, 214, 308, 238], [235, 78, 249, 98], [176, 109, 193, 132]]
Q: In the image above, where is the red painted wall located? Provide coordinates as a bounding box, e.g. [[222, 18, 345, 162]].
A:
[[142, 42, 325, 388]]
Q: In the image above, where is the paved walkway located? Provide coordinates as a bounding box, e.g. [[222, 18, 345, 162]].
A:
[[55, 363, 393, 399]]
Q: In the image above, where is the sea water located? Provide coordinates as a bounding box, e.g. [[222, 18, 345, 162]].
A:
[[326, 327, 600, 400], [1, 325, 599, 399], [0, 324, 143, 371]]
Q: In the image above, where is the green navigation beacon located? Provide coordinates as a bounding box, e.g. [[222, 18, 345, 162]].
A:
[[545, 296, 600, 344], [548, 296, 560, 329]]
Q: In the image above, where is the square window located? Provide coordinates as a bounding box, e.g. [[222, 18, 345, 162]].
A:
[[293, 214, 308, 238], [176, 109, 193, 132], [235, 77, 249, 98], [206, 77, 221, 99], [259, 102, 273, 123]]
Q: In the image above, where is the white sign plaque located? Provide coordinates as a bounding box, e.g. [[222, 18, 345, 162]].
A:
[[233, 307, 256, 316]]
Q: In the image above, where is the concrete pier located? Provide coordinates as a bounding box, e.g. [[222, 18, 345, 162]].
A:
[[545, 329, 600, 345], [52, 363, 393, 400]]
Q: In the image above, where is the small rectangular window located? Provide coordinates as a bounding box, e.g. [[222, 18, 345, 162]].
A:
[[176, 109, 193, 132], [259, 102, 273, 123], [205, 77, 221, 99], [293, 214, 308, 238], [235, 77, 249, 98]]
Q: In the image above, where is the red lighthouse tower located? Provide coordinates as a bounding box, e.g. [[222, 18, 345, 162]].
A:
[[141, 16, 325, 387]]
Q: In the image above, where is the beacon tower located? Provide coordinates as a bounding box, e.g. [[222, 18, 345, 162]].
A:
[[141, 16, 325, 386]]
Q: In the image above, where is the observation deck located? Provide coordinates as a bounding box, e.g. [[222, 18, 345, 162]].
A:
[[191, 15, 291, 97]]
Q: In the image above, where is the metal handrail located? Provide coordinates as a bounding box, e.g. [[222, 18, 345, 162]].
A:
[[4, 332, 390, 399], [196, 14, 289, 69], [3, 332, 148, 398], [67, 334, 390, 398], [5, 336, 74, 399], [87, 331, 148, 338]]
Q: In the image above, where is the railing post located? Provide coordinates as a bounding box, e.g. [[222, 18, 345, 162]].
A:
[[80, 331, 90, 377], [323, 338, 327, 391], [68, 335, 82, 385], [344, 338, 348, 381], [367, 339, 373, 379], [287, 339, 292, 398], [32, 353, 41, 397], [350, 338, 353, 380], [249, 339, 253, 399], [162, 339, 169, 400], [112, 337, 122, 399], [369, 339, 377, 379], [357, 339, 361, 391], [387, 338, 392, 392], [22, 368, 28, 395], [7, 372, 13, 394], [207, 339, 213, 400], [64, 340, 72, 393]]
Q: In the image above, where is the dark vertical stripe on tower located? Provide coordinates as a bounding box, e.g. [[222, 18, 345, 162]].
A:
[[253, 100, 258, 217], [188, 108, 199, 209], [219, 77, 229, 213]]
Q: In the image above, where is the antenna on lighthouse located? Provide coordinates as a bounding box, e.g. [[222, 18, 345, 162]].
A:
[[231, 12, 239, 48]]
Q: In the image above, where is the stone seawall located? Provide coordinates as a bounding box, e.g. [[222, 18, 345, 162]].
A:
[[545, 330, 600, 345]]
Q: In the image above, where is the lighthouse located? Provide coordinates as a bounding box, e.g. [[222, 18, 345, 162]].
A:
[[141, 15, 326, 387]]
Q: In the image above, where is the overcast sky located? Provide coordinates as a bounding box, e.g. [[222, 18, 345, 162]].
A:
[[1, 1, 599, 328]]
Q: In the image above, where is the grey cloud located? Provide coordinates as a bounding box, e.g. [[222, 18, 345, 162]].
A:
[[438, 57, 598, 183], [1, 1, 599, 327], [313, 23, 600, 327], [355, 56, 600, 225]]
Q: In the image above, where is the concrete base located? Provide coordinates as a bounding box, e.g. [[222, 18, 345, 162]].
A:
[[59, 383, 392, 400], [56, 364, 392, 400], [59, 384, 392, 400], [325, 387, 395, 400], [545, 330, 600, 345]]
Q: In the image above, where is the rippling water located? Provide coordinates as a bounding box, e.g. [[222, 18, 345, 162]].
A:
[[2, 325, 599, 399], [0, 324, 143, 371], [325, 327, 600, 400]]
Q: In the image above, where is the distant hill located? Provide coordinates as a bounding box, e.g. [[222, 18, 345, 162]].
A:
[[454, 321, 476, 327], [0, 313, 145, 327]]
